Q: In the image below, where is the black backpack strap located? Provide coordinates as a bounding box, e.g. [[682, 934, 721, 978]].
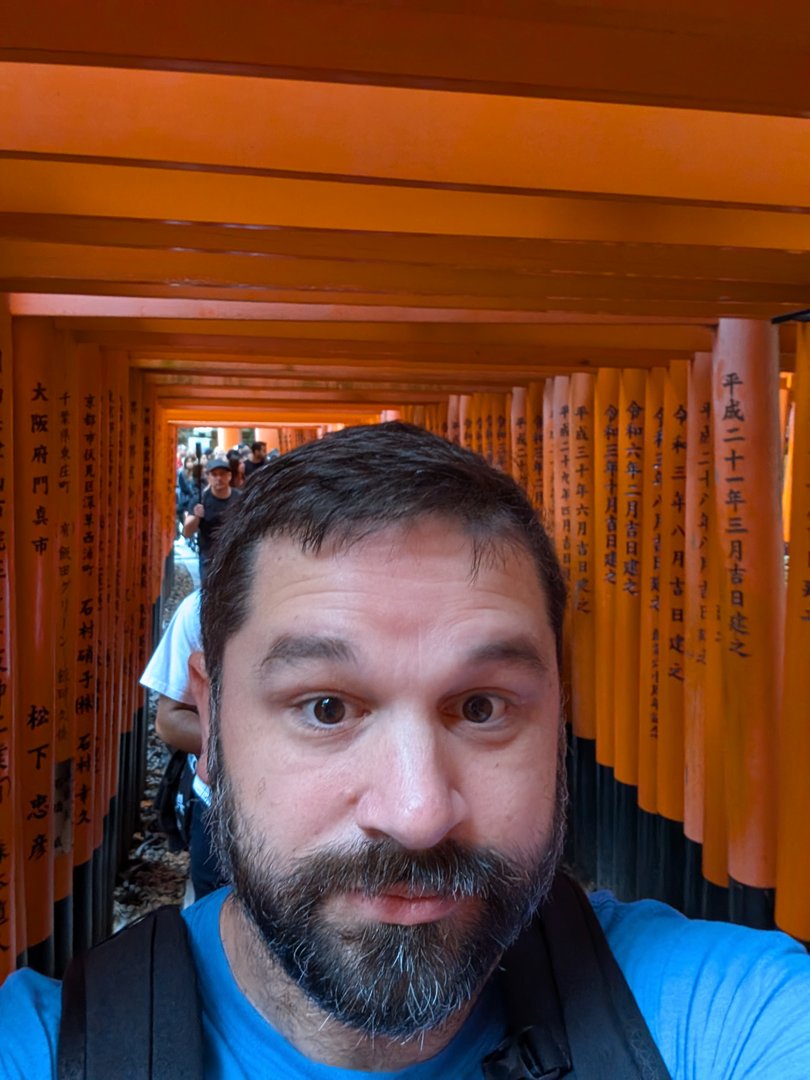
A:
[[483, 874, 672, 1080], [58, 905, 204, 1080]]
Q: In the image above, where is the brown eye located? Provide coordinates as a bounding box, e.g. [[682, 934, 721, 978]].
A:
[[462, 695, 495, 723], [312, 697, 347, 725]]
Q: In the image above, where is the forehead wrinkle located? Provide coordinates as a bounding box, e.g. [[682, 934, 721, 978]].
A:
[[258, 633, 358, 674], [465, 637, 552, 677]]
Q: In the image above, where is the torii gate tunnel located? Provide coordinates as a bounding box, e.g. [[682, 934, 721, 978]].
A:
[[0, 2, 808, 980]]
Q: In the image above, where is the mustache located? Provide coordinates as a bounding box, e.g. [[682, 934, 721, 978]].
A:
[[255, 838, 538, 905]]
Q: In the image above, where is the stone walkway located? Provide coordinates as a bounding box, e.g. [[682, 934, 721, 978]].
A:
[[112, 561, 195, 930]]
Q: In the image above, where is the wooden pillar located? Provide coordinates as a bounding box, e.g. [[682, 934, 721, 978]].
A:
[[776, 325, 810, 941], [542, 382, 556, 531], [636, 369, 665, 821], [510, 387, 529, 491], [614, 370, 647, 787], [216, 426, 241, 451], [446, 396, 460, 444], [11, 318, 61, 970], [458, 395, 472, 450], [569, 374, 596, 740], [493, 393, 511, 474], [526, 381, 544, 511], [0, 300, 17, 975], [71, 344, 103, 953], [611, 368, 647, 898], [569, 373, 597, 883], [657, 361, 689, 827], [472, 394, 485, 458], [255, 427, 281, 451], [684, 353, 728, 905], [593, 369, 621, 773], [712, 319, 783, 924], [552, 377, 572, 587]]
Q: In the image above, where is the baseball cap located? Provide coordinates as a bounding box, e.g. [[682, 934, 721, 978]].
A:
[[205, 456, 231, 473]]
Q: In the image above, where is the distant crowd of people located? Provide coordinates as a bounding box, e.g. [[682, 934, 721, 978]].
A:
[[175, 441, 279, 581]]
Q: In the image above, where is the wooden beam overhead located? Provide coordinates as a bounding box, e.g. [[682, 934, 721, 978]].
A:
[[4, 64, 810, 208], [1, 8, 806, 388], [2, 1, 809, 116]]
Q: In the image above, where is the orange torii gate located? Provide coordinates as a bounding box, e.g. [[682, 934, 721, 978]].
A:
[[1, 3, 810, 983]]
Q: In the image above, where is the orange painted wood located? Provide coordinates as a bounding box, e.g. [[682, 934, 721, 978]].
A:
[[702, 464, 727, 888], [593, 368, 621, 768], [11, 318, 59, 950], [776, 325, 810, 939], [781, 395, 794, 546], [684, 352, 728, 883], [569, 373, 596, 741], [216, 427, 242, 452], [636, 368, 665, 814], [510, 387, 528, 491], [6, 63, 810, 211], [552, 378, 572, 587], [71, 344, 102, 867], [525, 382, 544, 511], [5, 160, 810, 260], [682, 355, 708, 843], [712, 319, 784, 889], [0, 303, 17, 974], [4, 1, 810, 119], [446, 395, 460, 444], [613, 369, 647, 786], [50, 340, 76, 904], [542, 381, 556, 533], [254, 427, 279, 450], [493, 393, 510, 474], [657, 360, 689, 823], [458, 395, 472, 449], [472, 394, 485, 459], [5, 213, 808, 289]]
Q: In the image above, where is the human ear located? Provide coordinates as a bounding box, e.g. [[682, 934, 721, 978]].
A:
[[188, 650, 211, 782]]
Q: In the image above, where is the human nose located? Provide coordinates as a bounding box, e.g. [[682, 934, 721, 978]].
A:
[[354, 714, 467, 851]]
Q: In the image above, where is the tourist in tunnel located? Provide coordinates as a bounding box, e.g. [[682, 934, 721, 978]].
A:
[[182, 455, 242, 583], [140, 588, 226, 902]]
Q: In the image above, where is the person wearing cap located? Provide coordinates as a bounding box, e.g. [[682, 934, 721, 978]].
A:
[[183, 455, 242, 582]]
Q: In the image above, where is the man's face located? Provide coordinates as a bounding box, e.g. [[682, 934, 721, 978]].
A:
[[207, 466, 231, 496], [253, 444, 267, 462], [205, 519, 563, 1037]]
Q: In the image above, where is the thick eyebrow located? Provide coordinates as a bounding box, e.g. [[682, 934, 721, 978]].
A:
[[258, 634, 357, 673], [465, 638, 552, 676]]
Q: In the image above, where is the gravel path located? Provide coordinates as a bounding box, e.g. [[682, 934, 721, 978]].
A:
[[112, 563, 195, 930]]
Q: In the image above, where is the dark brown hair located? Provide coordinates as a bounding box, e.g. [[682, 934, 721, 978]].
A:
[[202, 422, 566, 704]]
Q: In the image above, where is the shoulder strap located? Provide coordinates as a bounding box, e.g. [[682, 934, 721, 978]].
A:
[[483, 874, 672, 1080], [58, 905, 204, 1080]]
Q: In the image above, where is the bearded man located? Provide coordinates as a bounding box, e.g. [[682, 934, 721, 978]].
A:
[[1, 423, 808, 1079]]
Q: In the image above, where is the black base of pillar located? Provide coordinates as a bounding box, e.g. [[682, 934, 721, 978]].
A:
[[26, 934, 55, 978], [729, 877, 775, 931], [53, 892, 74, 977], [656, 816, 686, 912], [635, 806, 660, 900], [682, 836, 704, 918], [700, 876, 730, 922], [571, 735, 598, 885], [72, 857, 94, 956], [595, 763, 615, 893], [612, 780, 639, 902]]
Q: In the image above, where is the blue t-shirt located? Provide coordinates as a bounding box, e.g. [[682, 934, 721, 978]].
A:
[[1, 888, 808, 1078]]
